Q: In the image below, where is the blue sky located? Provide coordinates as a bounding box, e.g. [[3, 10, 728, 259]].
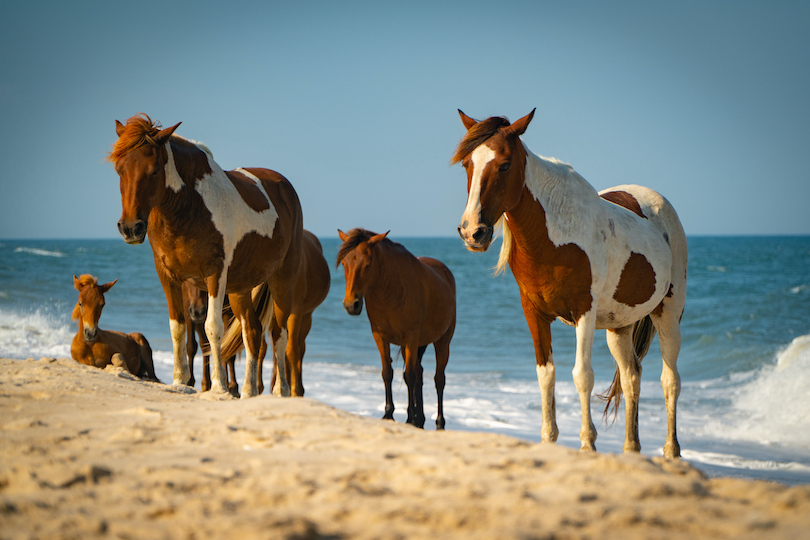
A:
[[1, 0, 808, 238]]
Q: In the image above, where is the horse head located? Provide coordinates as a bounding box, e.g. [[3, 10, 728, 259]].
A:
[[453, 109, 535, 252], [183, 280, 208, 324], [72, 275, 117, 343], [336, 229, 389, 316], [109, 114, 181, 244]]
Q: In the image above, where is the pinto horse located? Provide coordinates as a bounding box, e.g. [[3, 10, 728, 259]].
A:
[[109, 114, 303, 397], [182, 280, 239, 397], [71, 274, 158, 381], [454, 110, 687, 458], [219, 229, 330, 397], [337, 229, 456, 429]]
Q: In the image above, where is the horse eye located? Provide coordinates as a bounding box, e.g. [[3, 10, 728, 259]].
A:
[[499, 163, 511, 172]]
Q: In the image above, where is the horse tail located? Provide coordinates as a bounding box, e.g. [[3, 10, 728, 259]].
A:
[[599, 315, 657, 421], [215, 284, 275, 360]]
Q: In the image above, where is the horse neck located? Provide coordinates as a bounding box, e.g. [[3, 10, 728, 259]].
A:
[[365, 243, 408, 304], [152, 140, 216, 230], [511, 145, 601, 245]]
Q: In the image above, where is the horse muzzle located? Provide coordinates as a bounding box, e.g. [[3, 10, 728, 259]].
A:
[[83, 327, 99, 343], [343, 296, 364, 316], [117, 219, 147, 245], [457, 222, 494, 252], [188, 307, 207, 325]]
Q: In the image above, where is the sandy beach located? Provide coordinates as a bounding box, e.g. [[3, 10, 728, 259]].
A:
[[1, 357, 809, 540]]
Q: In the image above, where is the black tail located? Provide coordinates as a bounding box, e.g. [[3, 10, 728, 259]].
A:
[[598, 315, 656, 421]]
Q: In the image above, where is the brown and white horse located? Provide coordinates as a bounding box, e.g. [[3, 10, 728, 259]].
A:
[[109, 114, 303, 398], [219, 229, 331, 397], [182, 280, 239, 397], [337, 229, 456, 429], [454, 110, 687, 458], [71, 274, 158, 381]]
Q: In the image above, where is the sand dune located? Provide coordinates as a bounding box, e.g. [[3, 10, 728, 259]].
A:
[[1, 357, 809, 539]]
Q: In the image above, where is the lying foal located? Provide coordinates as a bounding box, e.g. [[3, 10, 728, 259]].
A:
[[70, 274, 158, 381]]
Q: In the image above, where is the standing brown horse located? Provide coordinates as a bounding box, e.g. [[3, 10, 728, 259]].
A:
[[337, 229, 456, 429], [219, 230, 330, 397], [109, 114, 303, 397], [182, 280, 239, 397], [71, 274, 158, 381], [454, 110, 687, 458]]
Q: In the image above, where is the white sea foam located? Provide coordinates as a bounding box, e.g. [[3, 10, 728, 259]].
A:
[[13, 247, 67, 258], [0, 308, 73, 359], [702, 334, 810, 449]]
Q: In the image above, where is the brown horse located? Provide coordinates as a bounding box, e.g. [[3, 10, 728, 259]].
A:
[[109, 113, 303, 397], [70, 274, 158, 381], [219, 229, 330, 397], [182, 280, 239, 397], [454, 110, 687, 458], [337, 229, 456, 429]]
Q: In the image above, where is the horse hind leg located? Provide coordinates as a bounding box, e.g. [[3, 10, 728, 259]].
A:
[[605, 325, 643, 453], [432, 337, 450, 430], [651, 307, 682, 459], [131, 332, 158, 382]]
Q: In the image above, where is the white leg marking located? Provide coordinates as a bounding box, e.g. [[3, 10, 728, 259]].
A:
[[536, 358, 558, 443], [272, 328, 290, 397], [205, 278, 228, 394], [170, 319, 189, 385], [573, 311, 597, 451], [240, 315, 259, 399]]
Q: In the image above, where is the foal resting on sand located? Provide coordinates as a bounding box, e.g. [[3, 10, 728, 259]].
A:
[[337, 229, 456, 429], [70, 274, 158, 381]]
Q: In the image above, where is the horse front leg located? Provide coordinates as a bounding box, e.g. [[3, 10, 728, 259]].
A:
[[373, 332, 395, 420], [204, 274, 229, 394], [159, 276, 190, 386], [521, 291, 558, 443], [573, 309, 598, 452], [403, 342, 425, 429]]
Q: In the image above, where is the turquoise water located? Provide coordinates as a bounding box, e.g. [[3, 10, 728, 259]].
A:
[[1, 236, 809, 483]]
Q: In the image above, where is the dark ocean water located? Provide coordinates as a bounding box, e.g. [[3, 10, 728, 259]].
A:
[[1, 236, 809, 483]]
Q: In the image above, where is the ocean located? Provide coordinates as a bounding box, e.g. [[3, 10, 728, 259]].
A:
[[1, 236, 809, 484]]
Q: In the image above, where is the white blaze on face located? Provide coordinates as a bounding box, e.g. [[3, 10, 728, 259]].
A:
[[460, 145, 496, 233]]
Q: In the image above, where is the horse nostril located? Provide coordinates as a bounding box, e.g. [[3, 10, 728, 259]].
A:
[[117, 221, 125, 234], [472, 226, 488, 243], [353, 300, 361, 312], [133, 221, 145, 237]]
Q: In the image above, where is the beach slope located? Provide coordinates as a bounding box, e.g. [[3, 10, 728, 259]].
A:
[[1, 357, 809, 539]]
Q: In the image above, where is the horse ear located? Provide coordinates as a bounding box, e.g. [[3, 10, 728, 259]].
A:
[[368, 231, 390, 246], [458, 110, 478, 130], [155, 122, 182, 145], [73, 275, 81, 291], [338, 229, 349, 242], [507, 109, 536, 137], [115, 120, 126, 137], [100, 279, 118, 293]]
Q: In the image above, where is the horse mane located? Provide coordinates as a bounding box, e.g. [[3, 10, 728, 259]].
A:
[[335, 228, 396, 268], [107, 113, 163, 164], [450, 116, 511, 165], [71, 274, 98, 320]]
